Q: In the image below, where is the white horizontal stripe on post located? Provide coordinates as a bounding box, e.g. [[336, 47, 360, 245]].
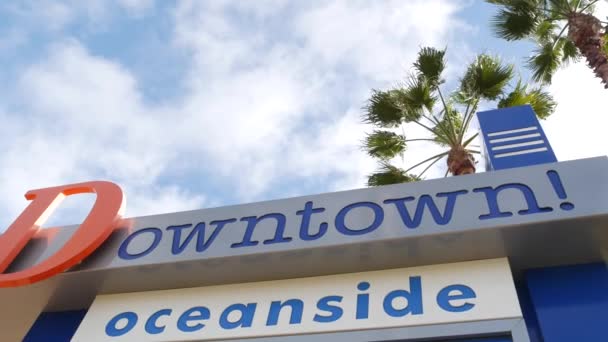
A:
[[487, 126, 538, 137], [491, 139, 545, 151], [494, 147, 548, 158], [489, 133, 541, 144]]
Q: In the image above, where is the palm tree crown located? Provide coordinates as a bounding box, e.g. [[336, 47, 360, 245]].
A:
[[363, 47, 556, 187], [488, 0, 608, 87]]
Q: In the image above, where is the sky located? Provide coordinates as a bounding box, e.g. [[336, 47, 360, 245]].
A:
[[0, 0, 606, 230]]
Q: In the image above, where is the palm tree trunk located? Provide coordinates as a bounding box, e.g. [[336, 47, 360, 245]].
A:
[[447, 146, 476, 176], [567, 13, 608, 88]]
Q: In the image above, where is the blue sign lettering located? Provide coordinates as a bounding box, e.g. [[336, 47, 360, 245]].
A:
[[297, 201, 327, 241], [356, 282, 370, 320], [335, 202, 384, 236], [384, 190, 467, 228], [105, 311, 138, 337], [117, 170, 574, 260], [103, 277, 478, 337], [383, 276, 423, 317], [167, 219, 235, 255], [219, 303, 256, 329], [266, 299, 304, 326], [314, 295, 343, 323], [232, 213, 291, 248], [177, 307, 209, 332], [118, 227, 162, 260], [437, 284, 476, 312], [145, 309, 171, 334]]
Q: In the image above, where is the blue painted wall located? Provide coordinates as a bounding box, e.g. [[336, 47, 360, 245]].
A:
[[23, 310, 87, 342], [525, 262, 608, 342]]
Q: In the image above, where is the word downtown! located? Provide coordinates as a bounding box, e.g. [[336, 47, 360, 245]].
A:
[[117, 170, 574, 260]]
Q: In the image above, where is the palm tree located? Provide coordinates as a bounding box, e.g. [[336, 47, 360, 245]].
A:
[[363, 47, 555, 186], [487, 0, 608, 87]]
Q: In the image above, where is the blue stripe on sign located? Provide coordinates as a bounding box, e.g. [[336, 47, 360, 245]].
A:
[[486, 126, 538, 137], [494, 147, 549, 159], [488, 132, 541, 144], [491, 139, 545, 151], [489, 135, 547, 150], [486, 127, 540, 141], [491, 143, 548, 157]]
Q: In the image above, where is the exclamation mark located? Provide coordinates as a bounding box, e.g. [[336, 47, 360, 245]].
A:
[[547, 170, 574, 211]]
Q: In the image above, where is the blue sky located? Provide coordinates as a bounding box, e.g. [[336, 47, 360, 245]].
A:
[[0, 0, 606, 230]]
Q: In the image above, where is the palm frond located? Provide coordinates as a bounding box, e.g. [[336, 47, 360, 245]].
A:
[[399, 76, 436, 121], [534, 20, 558, 43], [433, 107, 463, 147], [548, 0, 574, 13], [491, 6, 539, 41], [486, 0, 542, 5], [414, 47, 446, 87], [363, 89, 404, 128], [460, 54, 514, 100], [462, 133, 479, 148], [367, 163, 421, 186], [498, 81, 556, 119], [450, 90, 474, 105], [418, 154, 446, 178], [527, 42, 561, 83], [363, 130, 407, 159], [404, 151, 451, 173], [558, 37, 580, 64], [579, 0, 598, 14]]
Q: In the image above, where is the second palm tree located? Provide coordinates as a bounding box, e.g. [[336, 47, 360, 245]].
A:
[[363, 47, 556, 186]]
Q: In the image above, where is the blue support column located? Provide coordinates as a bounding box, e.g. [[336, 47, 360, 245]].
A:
[[516, 282, 543, 342]]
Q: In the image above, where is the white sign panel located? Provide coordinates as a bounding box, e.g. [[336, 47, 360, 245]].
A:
[[72, 258, 521, 341]]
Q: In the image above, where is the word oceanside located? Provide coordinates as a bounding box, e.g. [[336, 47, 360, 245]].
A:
[[72, 259, 521, 341]]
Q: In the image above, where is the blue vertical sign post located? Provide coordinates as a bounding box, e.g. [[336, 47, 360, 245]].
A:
[[477, 105, 557, 171], [478, 105, 608, 342]]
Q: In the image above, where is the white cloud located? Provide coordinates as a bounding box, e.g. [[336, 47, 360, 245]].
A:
[[0, 40, 204, 228], [170, 0, 469, 198], [123, 185, 205, 219], [1, 0, 153, 36], [294, 0, 467, 80]]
